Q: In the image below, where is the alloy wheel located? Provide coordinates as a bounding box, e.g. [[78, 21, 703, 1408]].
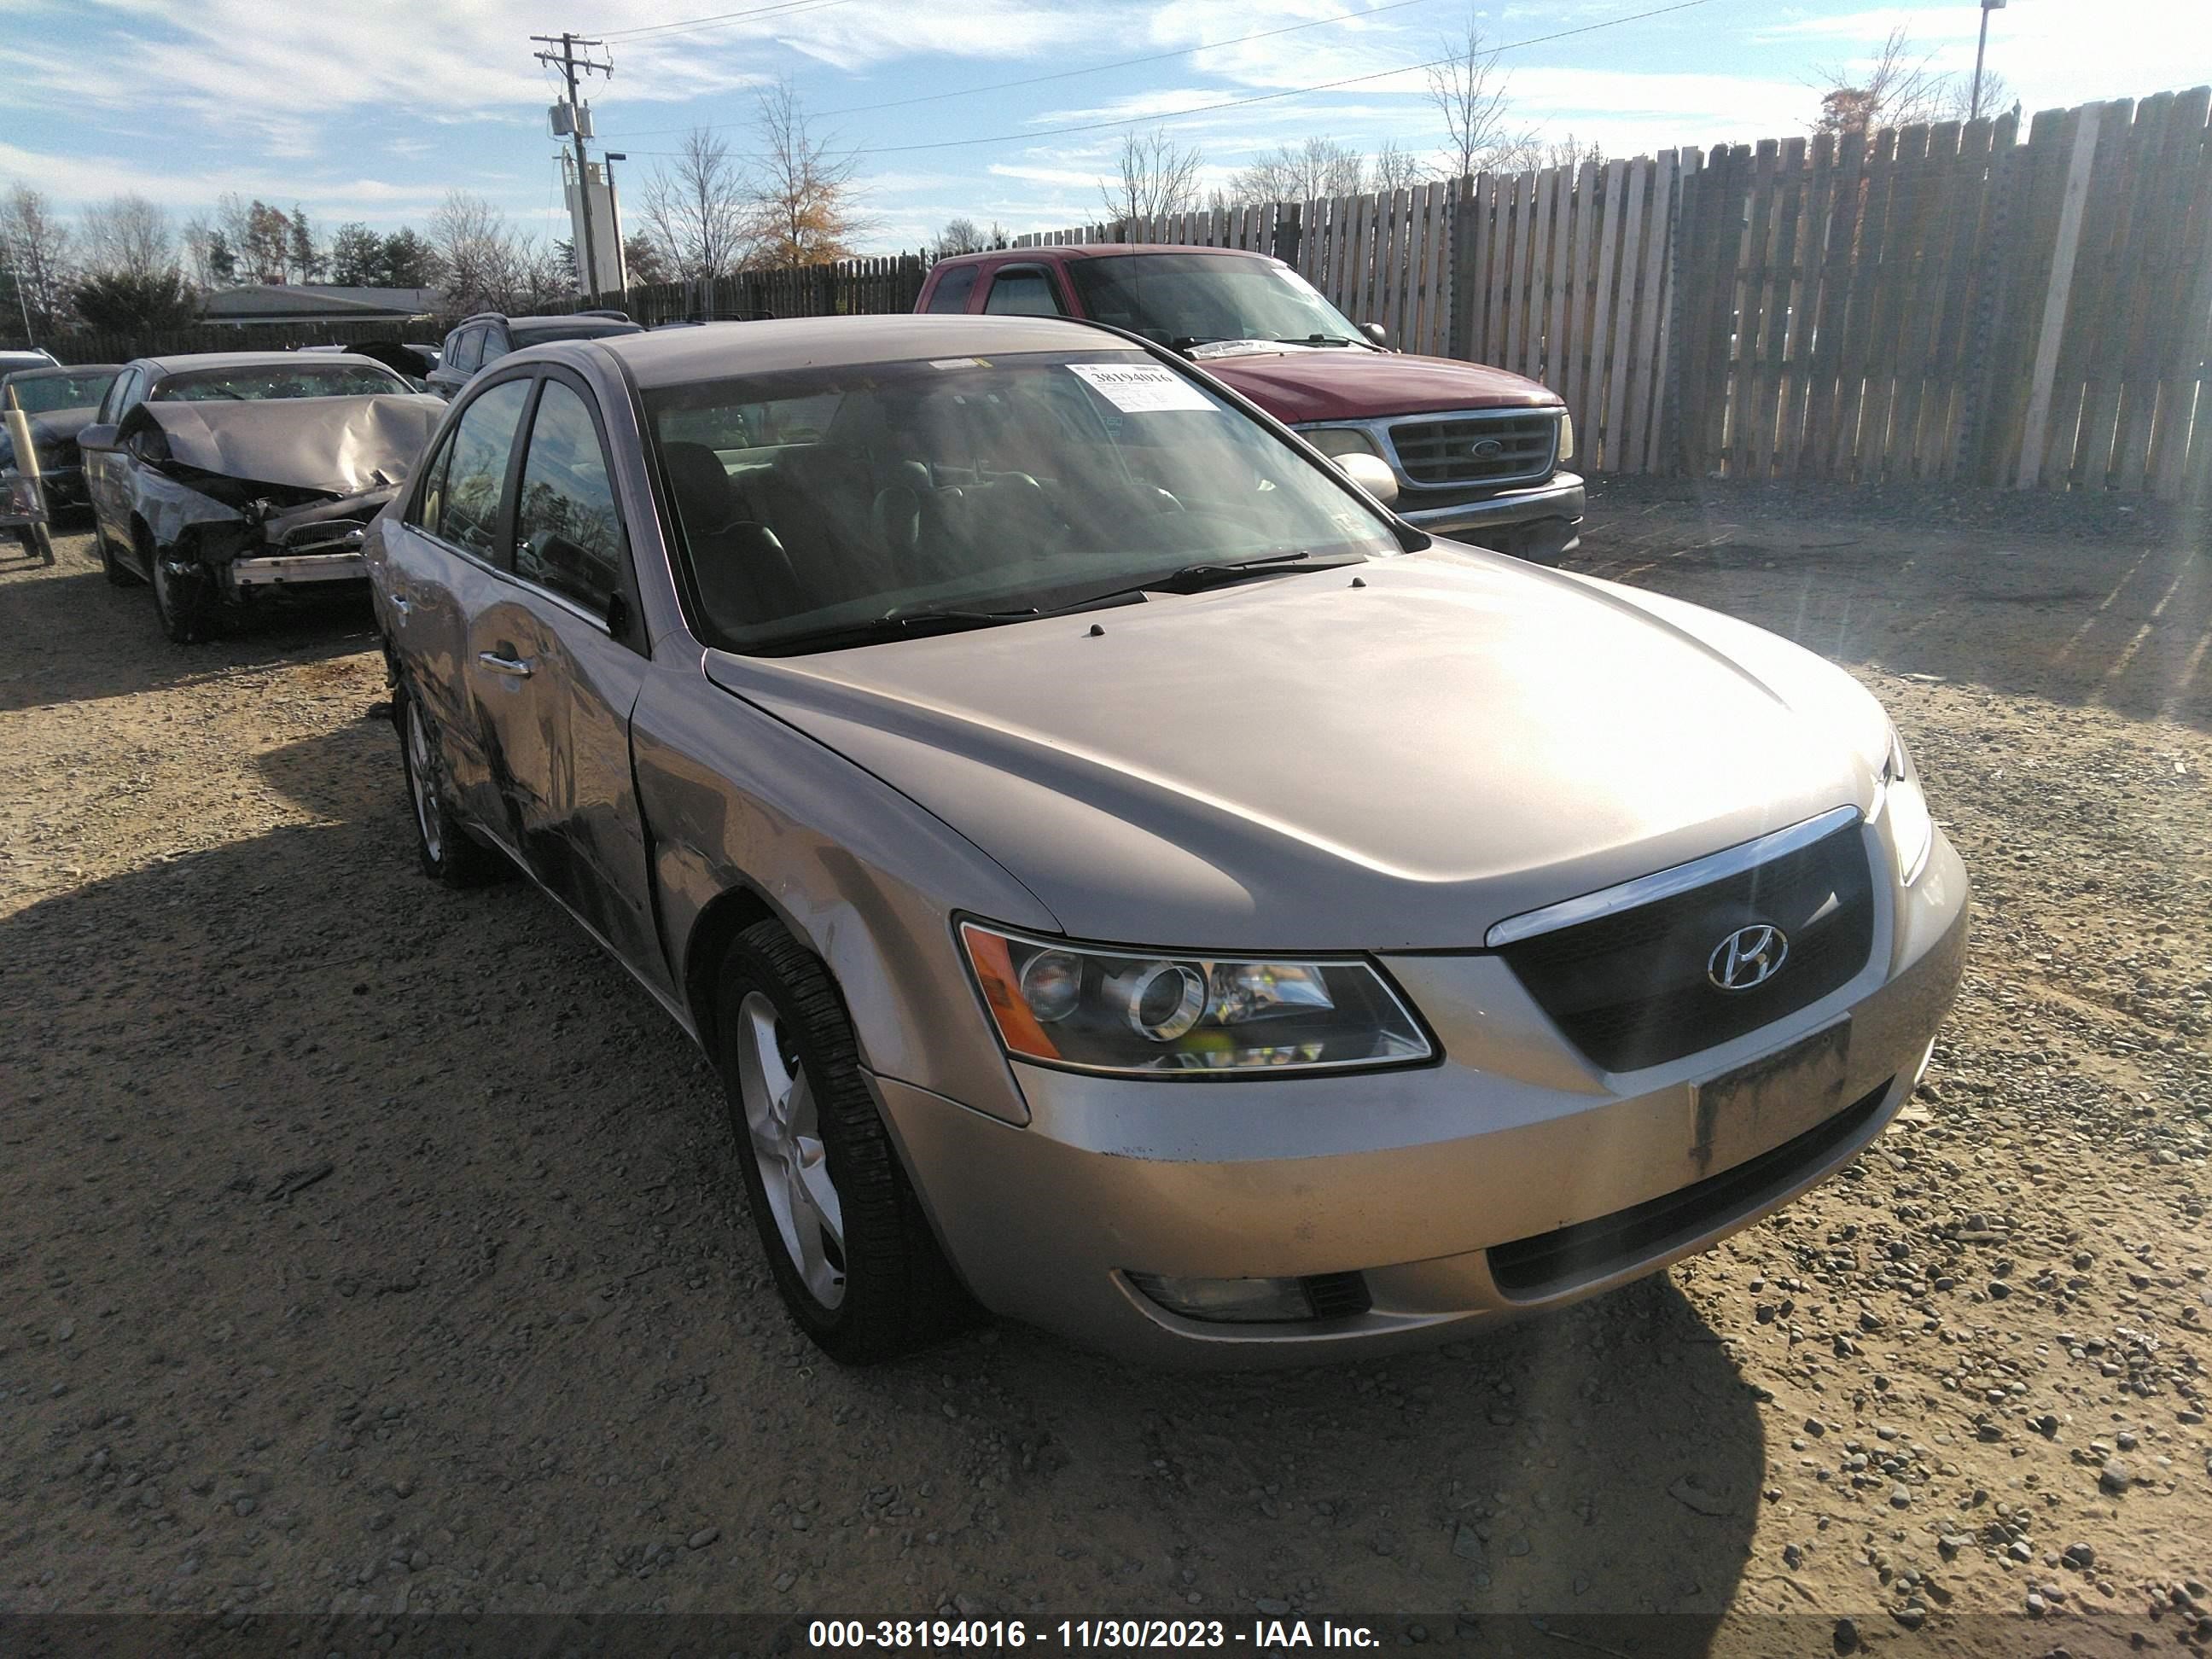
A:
[[405, 698, 444, 863], [732, 989, 847, 1307]]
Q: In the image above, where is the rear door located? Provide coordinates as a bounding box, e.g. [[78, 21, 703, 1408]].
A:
[[463, 368, 671, 992], [377, 374, 534, 830]]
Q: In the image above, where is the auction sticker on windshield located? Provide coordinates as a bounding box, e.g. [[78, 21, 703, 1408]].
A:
[[1067, 362, 1217, 413]]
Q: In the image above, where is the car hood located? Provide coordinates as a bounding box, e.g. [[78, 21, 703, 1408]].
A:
[[703, 547, 1892, 951], [120, 393, 445, 496], [0, 405, 98, 467], [1199, 348, 1559, 423]]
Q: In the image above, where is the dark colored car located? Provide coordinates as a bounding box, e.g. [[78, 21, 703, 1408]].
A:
[[79, 351, 445, 642], [918, 245, 1584, 563], [2, 363, 122, 513], [427, 311, 643, 399]]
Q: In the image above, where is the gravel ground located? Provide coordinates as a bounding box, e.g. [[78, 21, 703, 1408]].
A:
[[1, 493, 2208, 1655]]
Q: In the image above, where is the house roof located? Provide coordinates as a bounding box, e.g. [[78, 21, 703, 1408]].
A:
[[201, 284, 441, 322]]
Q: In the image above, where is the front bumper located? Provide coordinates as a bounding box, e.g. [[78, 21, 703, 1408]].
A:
[[224, 550, 368, 591], [879, 824, 1968, 1366], [1397, 470, 1584, 556]]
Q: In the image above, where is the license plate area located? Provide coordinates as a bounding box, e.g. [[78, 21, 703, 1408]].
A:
[[1691, 1019, 1851, 1178]]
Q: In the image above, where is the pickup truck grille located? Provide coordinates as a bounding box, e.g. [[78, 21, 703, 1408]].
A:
[[1389, 411, 1557, 488], [1497, 821, 1875, 1074]]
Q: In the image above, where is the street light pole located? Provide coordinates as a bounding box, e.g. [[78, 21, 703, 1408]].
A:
[[1970, 0, 2006, 123], [602, 152, 628, 313]]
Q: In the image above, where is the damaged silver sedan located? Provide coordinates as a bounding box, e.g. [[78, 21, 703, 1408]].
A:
[[80, 352, 445, 642]]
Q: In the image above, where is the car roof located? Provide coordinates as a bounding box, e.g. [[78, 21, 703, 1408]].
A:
[[2, 363, 122, 383], [929, 243, 1272, 271], [137, 350, 398, 375], [573, 313, 1141, 388]]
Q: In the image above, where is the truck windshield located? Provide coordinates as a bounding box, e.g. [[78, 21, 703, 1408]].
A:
[[156, 364, 410, 401], [647, 348, 1399, 655], [1063, 253, 1368, 348]]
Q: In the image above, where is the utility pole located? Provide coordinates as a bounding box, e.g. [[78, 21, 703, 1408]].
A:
[[1970, 0, 2006, 122], [532, 31, 614, 306]]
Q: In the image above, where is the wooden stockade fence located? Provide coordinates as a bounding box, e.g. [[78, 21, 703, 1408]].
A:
[[550, 253, 930, 327], [1012, 88, 2212, 504]]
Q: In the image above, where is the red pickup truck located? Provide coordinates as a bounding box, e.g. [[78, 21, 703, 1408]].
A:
[[916, 243, 1583, 562]]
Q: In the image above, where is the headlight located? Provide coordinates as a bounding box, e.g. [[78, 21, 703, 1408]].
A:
[[1301, 426, 1382, 461], [1557, 412, 1575, 462], [1878, 727, 1933, 886], [958, 922, 1433, 1078]]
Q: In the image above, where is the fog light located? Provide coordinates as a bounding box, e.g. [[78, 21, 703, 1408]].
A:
[[1127, 1272, 1315, 1323]]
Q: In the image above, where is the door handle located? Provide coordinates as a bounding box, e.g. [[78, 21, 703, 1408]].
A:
[[478, 651, 533, 678], [387, 590, 410, 613]]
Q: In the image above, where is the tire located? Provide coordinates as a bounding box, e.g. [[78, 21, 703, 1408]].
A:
[[148, 535, 216, 643], [97, 522, 143, 586], [715, 918, 972, 1363], [393, 679, 508, 888]]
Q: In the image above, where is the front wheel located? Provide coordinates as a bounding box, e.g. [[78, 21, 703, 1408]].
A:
[[149, 540, 216, 643], [715, 919, 972, 1364], [394, 681, 507, 887]]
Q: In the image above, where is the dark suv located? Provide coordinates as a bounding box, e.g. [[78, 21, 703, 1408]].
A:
[[427, 310, 643, 399]]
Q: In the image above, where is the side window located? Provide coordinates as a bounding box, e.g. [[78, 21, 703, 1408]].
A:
[[407, 428, 455, 529], [924, 266, 978, 314], [983, 268, 1062, 317], [446, 327, 484, 375], [107, 368, 148, 421], [512, 380, 626, 615], [433, 379, 531, 556], [480, 327, 511, 367]]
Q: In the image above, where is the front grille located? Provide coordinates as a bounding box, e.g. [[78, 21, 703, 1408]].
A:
[[1388, 410, 1557, 487], [1498, 822, 1875, 1073], [1487, 1079, 1893, 1298]]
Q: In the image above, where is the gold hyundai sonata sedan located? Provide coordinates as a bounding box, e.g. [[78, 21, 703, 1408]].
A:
[[366, 312, 1968, 1366]]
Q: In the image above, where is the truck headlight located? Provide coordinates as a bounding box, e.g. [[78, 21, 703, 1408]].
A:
[[1301, 427, 1382, 461], [959, 922, 1433, 1078], [1878, 728, 1933, 886], [1557, 412, 1575, 462]]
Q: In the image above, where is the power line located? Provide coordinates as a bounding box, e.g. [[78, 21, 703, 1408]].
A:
[[605, 0, 1448, 140], [602, 0, 853, 44], [615, 0, 1721, 161]]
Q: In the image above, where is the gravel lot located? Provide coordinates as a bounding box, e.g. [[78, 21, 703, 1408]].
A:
[[2, 486, 2208, 1653]]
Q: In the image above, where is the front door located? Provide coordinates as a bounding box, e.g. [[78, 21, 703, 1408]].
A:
[[463, 370, 672, 994]]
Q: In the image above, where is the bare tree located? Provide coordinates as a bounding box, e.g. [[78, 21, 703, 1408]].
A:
[[1543, 133, 1605, 171], [1371, 139, 1427, 194], [1098, 127, 1205, 224], [934, 216, 1004, 258], [79, 195, 175, 282], [748, 79, 868, 269], [643, 126, 752, 282], [1, 184, 76, 335], [1812, 25, 1983, 137], [1426, 14, 1537, 179], [429, 189, 528, 313], [1228, 137, 1366, 205]]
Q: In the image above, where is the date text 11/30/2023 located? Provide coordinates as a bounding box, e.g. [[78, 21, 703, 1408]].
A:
[[806, 1617, 1387, 1650]]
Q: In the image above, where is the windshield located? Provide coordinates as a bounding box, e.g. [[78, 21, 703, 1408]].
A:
[[1063, 253, 1367, 348], [7, 372, 118, 415], [155, 363, 410, 402], [647, 348, 1399, 655]]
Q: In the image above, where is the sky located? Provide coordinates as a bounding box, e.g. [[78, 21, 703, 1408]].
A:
[[0, 0, 2203, 259]]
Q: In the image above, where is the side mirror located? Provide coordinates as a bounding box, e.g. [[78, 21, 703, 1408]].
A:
[[1361, 321, 1390, 349], [1335, 451, 1399, 508], [76, 422, 118, 452]]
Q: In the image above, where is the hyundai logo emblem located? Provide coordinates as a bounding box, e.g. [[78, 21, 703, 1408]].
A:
[[1470, 438, 1506, 458], [1708, 923, 1788, 992]]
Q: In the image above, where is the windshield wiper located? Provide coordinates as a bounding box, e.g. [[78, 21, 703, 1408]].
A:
[[754, 604, 1041, 655], [1044, 550, 1357, 613], [1272, 335, 1359, 347]]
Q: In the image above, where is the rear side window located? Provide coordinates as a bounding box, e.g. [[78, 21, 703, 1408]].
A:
[[445, 327, 484, 375], [984, 269, 1061, 316], [430, 379, 530, 556], [512, 380, 626, 614], [480, 327, 511, 367], [924, 266, 978, 314]]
